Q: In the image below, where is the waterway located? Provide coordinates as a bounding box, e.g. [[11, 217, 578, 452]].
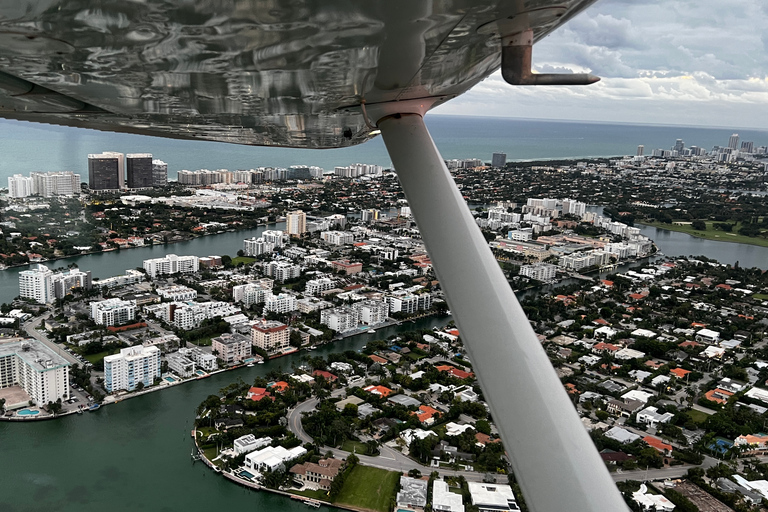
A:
[[0, 222, 285, 305], [0, 314, 448, 512], [3, 208, 768, 510], [3, 213, 768, 306]]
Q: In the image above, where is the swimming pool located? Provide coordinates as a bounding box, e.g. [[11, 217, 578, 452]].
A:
[[17, 409, 40, 416], [238, 470, 256, 480], [164, 377, 176, 383]]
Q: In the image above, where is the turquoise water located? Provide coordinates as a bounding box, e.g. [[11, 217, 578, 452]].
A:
[[164, 377, 175, 383], [16, 409, 40, 416]]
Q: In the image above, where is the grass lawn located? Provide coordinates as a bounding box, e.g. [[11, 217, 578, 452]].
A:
[[231, 256, 256, 265], [340, 440, 370, 455], [639, 221, 768, 248], [407, 352, 426, 361], [754, 293, 768, 300], [291, 488, 329, 501], [83, 350, 114, 364], [686, 409, 711, 424], [334, 466, 400, 512], [202, 446, 223, 466]]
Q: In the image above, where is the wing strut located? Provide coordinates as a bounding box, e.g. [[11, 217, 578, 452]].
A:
[[377, 113, 629, 512]]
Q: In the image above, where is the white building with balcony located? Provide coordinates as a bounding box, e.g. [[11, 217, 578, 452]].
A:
[[104, 345, 161, 392]]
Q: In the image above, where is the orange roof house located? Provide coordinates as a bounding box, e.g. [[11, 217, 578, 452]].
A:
[[369, 354, 388, 365], [435, 365, 474, 380], [269, 381, 290, 393], [313, 370, 338, 381], [247, 387, 275, 402], [592, 342, 619, 354], [413, 405, 441, 425], [669, 368, 691, 379], [364, 385, 393, 397], [643, 436, 673, 454], [704, 388, 734, 404]]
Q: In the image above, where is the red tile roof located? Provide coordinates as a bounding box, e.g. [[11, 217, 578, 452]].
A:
[[643, 436, 672, 453]]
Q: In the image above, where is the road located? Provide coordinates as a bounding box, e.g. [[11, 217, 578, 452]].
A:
[[612, 455, 720, 482], [24, 312, 80, 365], [286, 394, 505, 483]]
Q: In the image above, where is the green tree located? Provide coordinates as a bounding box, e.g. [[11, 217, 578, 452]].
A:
[[691, 220, 706, 231]]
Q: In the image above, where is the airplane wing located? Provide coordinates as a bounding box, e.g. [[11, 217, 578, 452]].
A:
[[0, 0, 596, 148], [0, 2, 632, 512]]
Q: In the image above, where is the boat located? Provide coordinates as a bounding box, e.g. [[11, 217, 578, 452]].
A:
[[257, 360, 264, 364], [88, 403, 100, 411], [246, 363, 254, 367], [368, 329, 376, 334]]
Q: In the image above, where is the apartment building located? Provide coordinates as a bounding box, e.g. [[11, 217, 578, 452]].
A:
[[91, 298, 136, 326], [0, 340, 70, 408], [104, 345, 161, 392], [251, 319, 290, 355]]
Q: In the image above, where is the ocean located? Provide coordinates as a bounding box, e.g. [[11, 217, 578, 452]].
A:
[[1, 115, 767, 182]]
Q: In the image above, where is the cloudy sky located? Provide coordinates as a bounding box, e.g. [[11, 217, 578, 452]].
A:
[[435, 0, 768, 129]]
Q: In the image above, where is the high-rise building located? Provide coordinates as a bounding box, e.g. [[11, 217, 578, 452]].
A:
[[19, 264, 54, 304], [31, 171, 81, 197], [88, 151, 124, 190], [673, 139, 684, 153], [126, 153, 153, 189], [52, 268, 92, 298], [728, 134, 740, 150], [104, 345, 161, 392], [0, 340, 70, 407], [741, 141, 754, 154], [251, 319, 290, 355], [492, 152, 507, 168], [143, 254, 199, 278], [8, 174, 32, 198], [636, 145, 644, 156], [90, 298, 136, 326], [286, 210, 306, 236], [152, 159, 168, 187], [361, 209, 379, 222]]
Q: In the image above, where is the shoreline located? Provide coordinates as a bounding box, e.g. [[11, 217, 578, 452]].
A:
[[0, 221, 277, 273], [191, 429, 375, 512], [637, 221, 768, 249]]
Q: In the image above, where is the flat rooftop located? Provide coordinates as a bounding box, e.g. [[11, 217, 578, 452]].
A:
[[0, 339, 70, 372]]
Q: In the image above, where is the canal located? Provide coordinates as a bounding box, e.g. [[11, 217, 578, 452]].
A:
[[0, 314, 448, 512], [3, 213, 768, 510]]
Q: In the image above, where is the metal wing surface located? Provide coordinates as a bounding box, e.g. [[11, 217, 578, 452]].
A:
[[0, 0, 596, 147]]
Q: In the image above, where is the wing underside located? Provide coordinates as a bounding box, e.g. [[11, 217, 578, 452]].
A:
[[0, 0, 596, 147]]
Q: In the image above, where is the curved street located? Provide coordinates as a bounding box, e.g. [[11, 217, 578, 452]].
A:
[[286, 393, 729, 485]]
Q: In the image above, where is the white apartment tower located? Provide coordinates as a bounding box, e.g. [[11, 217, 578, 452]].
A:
[[19, 264, 54, 304], [91, 298, 136, 326], [143, 254, 199, 278], [152, 159, 168, 187], [0, 340, 70, 407], [31, 171, 80, 196], [104, 345, 161, 392], [8, 174, 33, 198]]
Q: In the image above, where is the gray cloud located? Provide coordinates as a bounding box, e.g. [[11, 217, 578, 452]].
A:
[[436, 0, 768, 129]]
